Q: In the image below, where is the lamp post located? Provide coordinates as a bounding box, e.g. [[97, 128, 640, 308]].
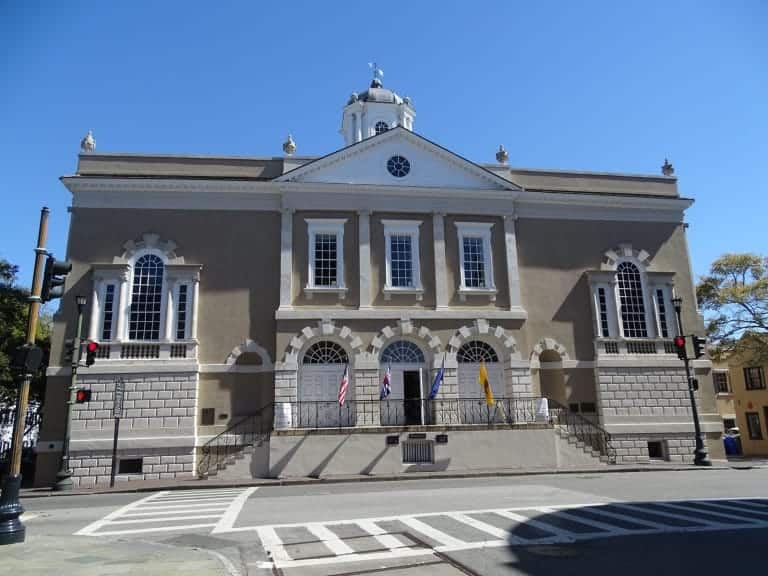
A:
[[53, 295, 87, 491], [671, 296, 711, 466]]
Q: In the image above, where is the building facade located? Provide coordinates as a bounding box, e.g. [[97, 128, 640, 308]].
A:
[[35, 74, 724, 487], [716, 356, 768, 456]]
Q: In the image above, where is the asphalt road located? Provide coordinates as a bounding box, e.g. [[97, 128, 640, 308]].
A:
[[12, 468, 768, 575]]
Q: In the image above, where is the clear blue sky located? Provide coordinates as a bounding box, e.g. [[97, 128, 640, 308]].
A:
[[1, 1, 766, 287]]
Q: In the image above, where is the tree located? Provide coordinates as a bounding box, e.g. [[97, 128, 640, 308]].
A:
[[0, 259, 50, 401], [696, 253, 768, 363]]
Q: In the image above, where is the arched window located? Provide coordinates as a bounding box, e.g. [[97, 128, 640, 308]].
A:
[[381, 340, 425, 364], [128, 254, 164, 340], [616, 262, 648, 338], [303, 341, 348, 364], [374, 121, 389, 135], [457, 340, 499, 363]]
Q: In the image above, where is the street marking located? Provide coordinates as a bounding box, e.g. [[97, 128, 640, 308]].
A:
[[241, 498, 768, 571], [76, 488, 256, 537], [697, 500, 768, 516], [306, 523, 356, 555], [212, 487, 259, 534], [399, 517, 465, 548], [655, 501, 761, 524]]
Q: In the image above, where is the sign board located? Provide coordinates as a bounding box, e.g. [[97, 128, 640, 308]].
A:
[[113, 377, 125, 418]]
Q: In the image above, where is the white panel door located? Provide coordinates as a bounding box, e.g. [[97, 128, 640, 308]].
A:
[[458, 363, 505, 424], [299, 365, 349, 427]]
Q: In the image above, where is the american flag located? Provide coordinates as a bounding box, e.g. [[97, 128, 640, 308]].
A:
[[338, 364, 349, 406], [380, 363, 392, 400]]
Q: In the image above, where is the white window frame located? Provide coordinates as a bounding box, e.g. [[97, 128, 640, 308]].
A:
[[613, 258, 656, 339], [592, 283, 619, 338], [650, 284, 676, 339], [305, 218, 347, 298], [99, 282, 118, 341], [127, 249, 169, 342], [174, 282, 191, 340], [455, 222, 496, 300], [382, 219, 423, 300]]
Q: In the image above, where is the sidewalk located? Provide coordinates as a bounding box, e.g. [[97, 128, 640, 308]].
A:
[[18, 460, 753, 498], [2, 532, 230, 576]]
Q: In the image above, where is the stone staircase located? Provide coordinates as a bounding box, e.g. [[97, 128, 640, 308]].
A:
[[554, 425, 610, 466]]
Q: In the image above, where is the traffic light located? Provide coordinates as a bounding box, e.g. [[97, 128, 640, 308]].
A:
[[40, 254, 72, 302], [10, 344, 44, 373], [673, 335, 687, 361], [75, 389, 92, 403], [63, 339, 75, 362], [85, 341, 99, 366], [692, 336, 706, 359]]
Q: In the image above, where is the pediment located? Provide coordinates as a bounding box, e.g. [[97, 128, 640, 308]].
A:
[[276, 127, 518, 191]]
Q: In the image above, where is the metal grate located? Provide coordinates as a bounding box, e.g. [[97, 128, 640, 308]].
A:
[[402, 439, 434, 464], [627, 341, 657, 354]]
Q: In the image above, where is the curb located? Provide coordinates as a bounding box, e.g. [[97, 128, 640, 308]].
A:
[[18, 463, 735, 498]]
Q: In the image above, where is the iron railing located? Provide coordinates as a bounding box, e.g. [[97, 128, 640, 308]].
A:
[[196, 401, 273, 478], [0, 403, 42, 463], [548, 399, 616, 463], [277, 397, 553, 429]]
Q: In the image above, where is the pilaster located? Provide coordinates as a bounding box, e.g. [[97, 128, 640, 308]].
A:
[[432, 213, 449, 309], [358, 210, 372, 309]]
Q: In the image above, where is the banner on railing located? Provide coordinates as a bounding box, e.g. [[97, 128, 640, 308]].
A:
[[275, 402, 292, 428], [535, 397, 549, 421]]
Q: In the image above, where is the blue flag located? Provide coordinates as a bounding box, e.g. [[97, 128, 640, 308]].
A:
[[428, 355, 445, 400]]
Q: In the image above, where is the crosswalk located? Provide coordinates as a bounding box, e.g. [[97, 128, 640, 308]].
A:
[[236, 498, 768, 571], [75, 487, 257, 536]]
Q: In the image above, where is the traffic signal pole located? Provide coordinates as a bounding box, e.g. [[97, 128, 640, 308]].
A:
[[0, 207, 49, 545], [53, 297, 87, 491], [672, 298, 711, 467]]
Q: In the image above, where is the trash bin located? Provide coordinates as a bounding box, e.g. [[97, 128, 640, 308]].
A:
[[723, 435, 737, 455]]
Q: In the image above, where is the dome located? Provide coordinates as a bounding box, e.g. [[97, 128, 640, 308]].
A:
[[347, 79, 408, 106]]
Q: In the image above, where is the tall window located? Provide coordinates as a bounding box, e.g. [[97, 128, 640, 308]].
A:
[[383, 220, 422, 292], [597, 288, 610, 338], [101, 284, 115, 341], [745, 367, 766, 390], [713, 371, 730, 394], [176, 284, 188, 340], [306, 219, 346, 290], [456, 222, 494, 291], [129, 254, 164, 340], [656, 289, 669, 338], [616, 262, 648, 338], [746, 412, 763, 440]]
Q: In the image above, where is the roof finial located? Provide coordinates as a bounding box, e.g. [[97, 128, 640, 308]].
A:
[[282, 134, 296, 156], [662, 158, 674, 176], [80, 129, 96, 153], [496, 144, 509, 164], [368, 62, 384, 88]]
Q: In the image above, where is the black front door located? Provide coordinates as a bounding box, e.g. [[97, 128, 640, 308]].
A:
[[403, 370, 422, 425]]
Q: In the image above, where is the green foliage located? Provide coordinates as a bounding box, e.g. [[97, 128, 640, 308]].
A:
[[0, 259, 50, 401], [696, 253, 768, 363]]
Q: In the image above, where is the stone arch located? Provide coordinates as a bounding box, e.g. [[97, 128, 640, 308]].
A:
[[447, 319, 519, 363], [225, 339, 273, 368], [279, 319, 364, 368], [369, 319, 442, 362], [114, 232, 185, 265], [601, 243, 651, 271], [529, 337, 570, 369]]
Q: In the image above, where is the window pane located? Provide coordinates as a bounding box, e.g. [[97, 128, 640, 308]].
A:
[[390, 235, 413, 287], [746, 412, 763, 440], [616, 262, 648, 338], [745, 367, 766, 390], [656, 289, 669, 338], [129, 254, 164, 340], [176, 284, 188, 340], [713, 372, 729, 394], [598, 288, 610, 338], [462, 236, 486, 288], [101, 284, 115, 341], [314, 233, 338, 287]]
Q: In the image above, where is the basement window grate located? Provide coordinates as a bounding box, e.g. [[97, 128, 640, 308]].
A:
[[402, 439, 434, 464]]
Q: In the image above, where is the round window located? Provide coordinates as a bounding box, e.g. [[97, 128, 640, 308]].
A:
[[375, 121, 389, 135], [387, 155, 410, 178]]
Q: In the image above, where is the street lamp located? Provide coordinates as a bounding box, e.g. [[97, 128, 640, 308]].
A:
[[53, 295, 87, 491], [671, 296, 712, 466]]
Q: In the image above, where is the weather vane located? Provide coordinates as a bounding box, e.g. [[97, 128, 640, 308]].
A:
[[368, 62, 384, 84]]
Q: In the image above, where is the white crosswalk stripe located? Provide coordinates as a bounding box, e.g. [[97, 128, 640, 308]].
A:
[[238, 498, 768, 571], [75, 487, 257, 536]]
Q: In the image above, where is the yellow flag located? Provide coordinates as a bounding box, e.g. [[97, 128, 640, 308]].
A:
[[478, 361, 495, 406]]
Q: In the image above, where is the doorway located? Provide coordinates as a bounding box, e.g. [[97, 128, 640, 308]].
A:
[[403, 370, 422, 425]]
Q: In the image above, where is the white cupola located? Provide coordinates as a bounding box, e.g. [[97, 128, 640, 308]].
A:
[[340, 64, 416, 145]]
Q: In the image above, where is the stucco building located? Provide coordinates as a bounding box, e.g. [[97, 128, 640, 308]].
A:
[[36, 72, 724, 487]]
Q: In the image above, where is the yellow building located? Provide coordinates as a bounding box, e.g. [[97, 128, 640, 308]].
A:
[[728, 357, 768, 456], [711, 364, 736, 432]]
